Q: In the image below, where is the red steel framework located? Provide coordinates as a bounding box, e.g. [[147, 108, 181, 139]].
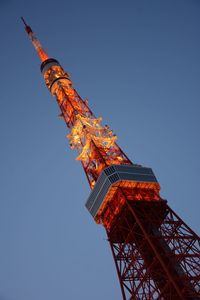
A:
[[22, 18, 200, 299]]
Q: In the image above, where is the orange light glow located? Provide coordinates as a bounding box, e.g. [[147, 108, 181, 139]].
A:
[[43, 65, 132, 187], [37, 49, 49, 62], [95, 181, 161, 229]]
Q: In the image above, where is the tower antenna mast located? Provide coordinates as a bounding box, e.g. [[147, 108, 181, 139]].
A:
[[21, 17, 49, 62]]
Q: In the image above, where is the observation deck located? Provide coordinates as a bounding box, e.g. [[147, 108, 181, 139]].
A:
[[86, 164, 160, 227]]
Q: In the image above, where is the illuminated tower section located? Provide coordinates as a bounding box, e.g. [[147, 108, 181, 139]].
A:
[[21, 15, 131, 188], [22, 18, 200, 299]]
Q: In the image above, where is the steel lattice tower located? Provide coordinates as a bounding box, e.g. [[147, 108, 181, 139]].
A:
[[22, 18, 200, 299]]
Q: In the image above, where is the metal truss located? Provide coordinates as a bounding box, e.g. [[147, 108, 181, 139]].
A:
[[107, 198, 200, 299]]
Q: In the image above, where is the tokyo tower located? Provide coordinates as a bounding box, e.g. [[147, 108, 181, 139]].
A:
[[22, 18, 200, 299]]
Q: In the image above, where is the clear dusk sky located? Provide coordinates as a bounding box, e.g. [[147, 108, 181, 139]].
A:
[[0, 0, 200, 299]]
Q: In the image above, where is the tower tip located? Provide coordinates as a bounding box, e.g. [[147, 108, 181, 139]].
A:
[[21, 17, 32, 34], [21, 17, 27, 27]]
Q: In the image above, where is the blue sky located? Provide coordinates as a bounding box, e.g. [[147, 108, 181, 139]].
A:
[[0, 0, 200, 299]]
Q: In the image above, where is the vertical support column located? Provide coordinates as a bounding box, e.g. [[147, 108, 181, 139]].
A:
[[107, 198, 200, 299]]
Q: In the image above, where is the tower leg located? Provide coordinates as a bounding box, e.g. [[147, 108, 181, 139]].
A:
[[107, 198, 200, 299]]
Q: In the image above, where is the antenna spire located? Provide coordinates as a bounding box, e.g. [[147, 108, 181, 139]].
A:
[[21, 17, 33, 34], [21, 17, 28, 26], [21, 17, 27, 27], [21, 17, 49, 62]]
